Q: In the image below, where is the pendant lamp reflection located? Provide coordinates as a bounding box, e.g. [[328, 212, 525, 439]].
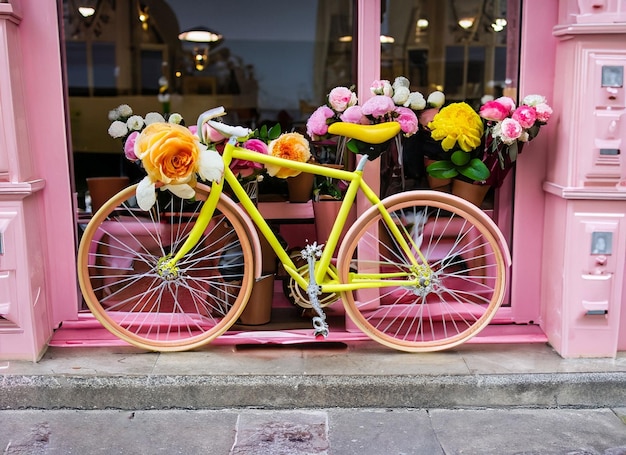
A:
[[179, 26, 224, 71]]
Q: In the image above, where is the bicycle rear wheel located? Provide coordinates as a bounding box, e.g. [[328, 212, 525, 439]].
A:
[[77, 183, 254, 351], [337, 190, 508, 352]]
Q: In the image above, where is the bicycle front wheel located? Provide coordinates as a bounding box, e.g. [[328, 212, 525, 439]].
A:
[[77, 183, 255, 351], [338, 190, 508, 352]]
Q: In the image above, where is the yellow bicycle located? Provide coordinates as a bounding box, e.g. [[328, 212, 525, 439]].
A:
[[77, 121, 511, 352]]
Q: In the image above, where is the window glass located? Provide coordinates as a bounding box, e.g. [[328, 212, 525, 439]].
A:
[[62, 0, 519, 203], [66, 41, 88, 96], [92, 42, 116, 96]]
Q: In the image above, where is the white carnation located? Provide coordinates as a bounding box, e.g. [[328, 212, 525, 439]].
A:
[[145, 112, 166, 125], [381, 81, 393, 97], [108, 109, 119, 121], [126, 115, 145, 131], [108, 120, 128, 138], [117, 104, 133, 118]]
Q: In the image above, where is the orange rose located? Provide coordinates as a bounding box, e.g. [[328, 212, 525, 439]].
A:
[[135, 122, 200, 184], [266, 132, 311, 178]]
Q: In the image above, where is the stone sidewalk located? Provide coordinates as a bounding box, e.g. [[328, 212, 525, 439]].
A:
[[2, 408, 626, 454]]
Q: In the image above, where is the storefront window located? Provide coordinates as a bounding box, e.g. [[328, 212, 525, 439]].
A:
[[62, 0, 519, 201]]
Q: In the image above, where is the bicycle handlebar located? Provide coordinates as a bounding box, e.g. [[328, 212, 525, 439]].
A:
[[327, 122, 401, 144]]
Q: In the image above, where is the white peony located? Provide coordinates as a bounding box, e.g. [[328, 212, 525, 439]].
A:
[[392, 86, 410, 106], [392, 76, 410, 89], [427, 91, 446, 108], [405, 91, 426, 110]]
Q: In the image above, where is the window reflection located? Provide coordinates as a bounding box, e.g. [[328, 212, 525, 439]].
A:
[[62, 0, 519, 203]]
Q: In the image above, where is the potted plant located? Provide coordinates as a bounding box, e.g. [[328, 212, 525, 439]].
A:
[[423, 94, 553, 206]]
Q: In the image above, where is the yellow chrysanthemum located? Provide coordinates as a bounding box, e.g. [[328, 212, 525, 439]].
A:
[[428, 102, 484, 152]]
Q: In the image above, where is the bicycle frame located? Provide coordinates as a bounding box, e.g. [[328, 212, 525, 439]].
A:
[[166, 139, 426, 294]]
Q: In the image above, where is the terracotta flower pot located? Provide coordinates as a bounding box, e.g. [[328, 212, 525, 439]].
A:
[[238, 274, 274, 325], [451, 179, 490, 208], [86, 176, 130, 213], [286, 172, 314, 202], [423, 158, 451, 192]]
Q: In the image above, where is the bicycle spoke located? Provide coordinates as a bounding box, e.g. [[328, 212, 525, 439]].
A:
[[78, 184, 254, 351], [339, 190, 507, 352]]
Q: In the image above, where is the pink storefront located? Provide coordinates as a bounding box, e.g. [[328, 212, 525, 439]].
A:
[[1, 0, 625, 361]]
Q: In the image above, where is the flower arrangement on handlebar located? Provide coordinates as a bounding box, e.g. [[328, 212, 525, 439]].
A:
[[107, 105, 311, 210]]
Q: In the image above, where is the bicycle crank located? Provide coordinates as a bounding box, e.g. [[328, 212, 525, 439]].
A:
[[301, 243, 329, 338]]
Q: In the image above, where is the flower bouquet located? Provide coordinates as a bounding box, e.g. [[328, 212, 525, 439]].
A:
[[306, 77, 444, 160], [306, 77, 445, 196], [425, 94, 553, 188], [107, 104, 311, 210]]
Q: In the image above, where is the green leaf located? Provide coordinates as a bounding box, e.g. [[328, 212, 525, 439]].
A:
[[259, 124, 268, 138], [451, 150, 471, 166], [347, 139, 360, 154], [459, 158, 490, 181], [268, 123, 282, 140], [426, 160, 458, 179], [508, 142, 518, 162]]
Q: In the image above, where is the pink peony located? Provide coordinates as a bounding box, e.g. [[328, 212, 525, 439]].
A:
[[395, 107, 418, 135], [242, 138, 268, 155], [230, 139, 267, 176], [512, 105, 537, 129], [340, 105, 366, 124], [497, 118, 523, 144], [306, 105, 334, 138], [479, 100, 510, 122], [495, 96, 516, 113], [327, 86, 356, 113], [534, 103, 553, 123], [361, 95, 396, 119], [124, 131, 139, 160]]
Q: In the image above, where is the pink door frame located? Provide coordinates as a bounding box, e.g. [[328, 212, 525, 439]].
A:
[[1, 0, 560, 358]]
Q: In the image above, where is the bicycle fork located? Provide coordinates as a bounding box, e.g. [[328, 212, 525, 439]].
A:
[[156, 178, 224, 280]]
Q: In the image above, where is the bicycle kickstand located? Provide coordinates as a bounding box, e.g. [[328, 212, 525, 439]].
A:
[[301, 242, 329, 338]]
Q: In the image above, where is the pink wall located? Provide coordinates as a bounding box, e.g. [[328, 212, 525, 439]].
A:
[[510, 0, 559, 323]]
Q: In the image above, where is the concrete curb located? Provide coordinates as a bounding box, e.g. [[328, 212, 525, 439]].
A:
[[2, 372, 626, 410]]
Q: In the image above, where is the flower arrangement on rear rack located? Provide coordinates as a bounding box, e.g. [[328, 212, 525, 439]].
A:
[[107, 104, 310, 210], [306, 77, 446, 154], [424, 94, 553, 186]]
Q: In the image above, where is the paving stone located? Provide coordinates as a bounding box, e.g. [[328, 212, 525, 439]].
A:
[[231, 410, 329, 455]]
